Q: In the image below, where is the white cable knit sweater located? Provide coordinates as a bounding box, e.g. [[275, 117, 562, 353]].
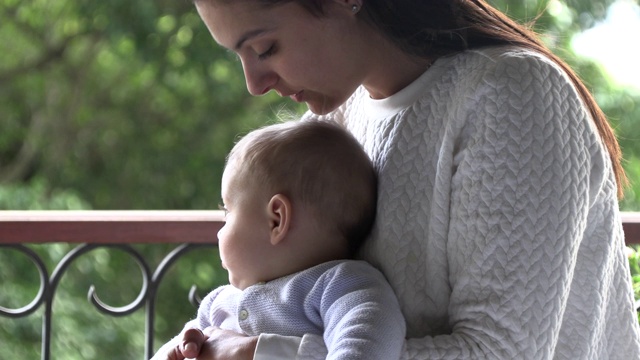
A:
[[254, 46, 640, 359]]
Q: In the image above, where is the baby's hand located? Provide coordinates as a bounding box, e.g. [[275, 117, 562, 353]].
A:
[[179, 327, 209, 359], [150, 327, 209, 360]]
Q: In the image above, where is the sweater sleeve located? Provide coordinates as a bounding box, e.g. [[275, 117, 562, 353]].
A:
[[255, 334, 325, 360], [320, 262, 406, 359], [256, 261, 406, 360], [402, 51, 598, 358]]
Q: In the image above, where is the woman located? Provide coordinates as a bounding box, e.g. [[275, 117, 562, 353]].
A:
[[169, 0, 640, 358]]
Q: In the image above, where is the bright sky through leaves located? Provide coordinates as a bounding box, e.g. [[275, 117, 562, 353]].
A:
[[572, 0, 640, 90]]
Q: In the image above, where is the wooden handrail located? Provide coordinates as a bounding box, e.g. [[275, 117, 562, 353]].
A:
[[0, 210, 639, 245], [0, 211, 224, 244], [1, 209, 638, 360], [622, 212, 640, 245]]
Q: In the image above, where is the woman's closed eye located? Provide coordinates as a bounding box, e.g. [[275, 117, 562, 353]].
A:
[[257, 44, 276, 61]]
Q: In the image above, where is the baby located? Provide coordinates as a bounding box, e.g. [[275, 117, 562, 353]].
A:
[[154, 119, 405, 360]]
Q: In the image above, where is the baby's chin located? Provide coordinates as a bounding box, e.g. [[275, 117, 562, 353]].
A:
[[230, 279, 252, 290], [227, 272, 249, 290], [228, 273, 270, 290]]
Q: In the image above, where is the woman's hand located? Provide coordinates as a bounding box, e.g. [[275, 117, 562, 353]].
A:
[[192, 326, 258, 360]]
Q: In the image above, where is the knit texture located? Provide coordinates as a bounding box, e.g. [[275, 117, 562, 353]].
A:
[[274, 46, 640, 359], [197, 260, 405, 360]]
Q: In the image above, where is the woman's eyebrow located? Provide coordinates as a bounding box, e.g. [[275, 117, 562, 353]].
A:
[[234, 28, 272, 50]]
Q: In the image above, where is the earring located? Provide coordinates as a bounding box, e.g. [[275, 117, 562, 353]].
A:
[[351, 4, 359, 13]]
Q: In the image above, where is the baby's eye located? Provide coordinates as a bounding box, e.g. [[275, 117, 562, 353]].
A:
[[218, 202, 229, 216]]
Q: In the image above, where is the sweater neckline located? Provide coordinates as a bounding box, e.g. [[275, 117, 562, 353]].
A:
[[363, 55, 452, 120]]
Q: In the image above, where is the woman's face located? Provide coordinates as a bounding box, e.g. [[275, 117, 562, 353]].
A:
[[196, 0, 368, 115]]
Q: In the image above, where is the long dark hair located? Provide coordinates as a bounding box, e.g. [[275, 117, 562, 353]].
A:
[[359, 0, 628, 198], [218, 0, 628, 198]]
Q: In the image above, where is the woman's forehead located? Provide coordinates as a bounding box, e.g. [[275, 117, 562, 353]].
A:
[[197, 1, 285, 47]]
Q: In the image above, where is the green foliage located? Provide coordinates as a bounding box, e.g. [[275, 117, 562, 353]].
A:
[[0, 0, 293, 210], [1, 0, 640, 358], [0, 179, 91, 209], [1, 0, 637, 210], [621, 156, 640, 210], [627, 245, 640, 322]]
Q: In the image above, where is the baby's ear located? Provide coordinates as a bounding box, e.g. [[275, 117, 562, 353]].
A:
[[267, 194, 291, 245]]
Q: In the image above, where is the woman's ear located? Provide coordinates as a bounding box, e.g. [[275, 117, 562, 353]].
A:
[[330, 0, 362, 14], [267, 194, 291, 245]]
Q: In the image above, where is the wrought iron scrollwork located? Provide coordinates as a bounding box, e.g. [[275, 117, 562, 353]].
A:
[[0, 242, 214, 360], [0, 244, 49, 318], [85, 245, 151, 317]]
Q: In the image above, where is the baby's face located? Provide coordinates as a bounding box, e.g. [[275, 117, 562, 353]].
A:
[[218, 163, 275, 289]]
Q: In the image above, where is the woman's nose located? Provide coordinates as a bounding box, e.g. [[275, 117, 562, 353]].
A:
[[242, 60, 278, 96]]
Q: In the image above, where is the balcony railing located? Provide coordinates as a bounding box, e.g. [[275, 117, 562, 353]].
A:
[[0, 211, 223, 360], [1, 210, 639, 360]]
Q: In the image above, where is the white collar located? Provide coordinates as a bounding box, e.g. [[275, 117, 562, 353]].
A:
[[363, 56, 452, 120]]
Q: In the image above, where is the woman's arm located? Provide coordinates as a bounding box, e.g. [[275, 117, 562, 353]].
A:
[[401, 50, 596, 358]]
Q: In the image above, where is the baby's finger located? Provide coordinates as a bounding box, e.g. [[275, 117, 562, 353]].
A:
[[167, 345, 186, 360], [180, 328, 206, 358]]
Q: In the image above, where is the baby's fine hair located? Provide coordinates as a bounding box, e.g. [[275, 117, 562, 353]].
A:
[[227, 120, 377, 255]]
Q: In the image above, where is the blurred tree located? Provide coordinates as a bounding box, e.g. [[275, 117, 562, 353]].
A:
[[0, 0, 636, 210], [1, 0, 639, 359], [0, 0, 295, 210]]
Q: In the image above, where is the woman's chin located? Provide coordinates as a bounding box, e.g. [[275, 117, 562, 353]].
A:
[[307, 100, 340, 115]]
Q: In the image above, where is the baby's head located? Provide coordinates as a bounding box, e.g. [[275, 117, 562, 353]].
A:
[[218, 119, 377, 289]]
